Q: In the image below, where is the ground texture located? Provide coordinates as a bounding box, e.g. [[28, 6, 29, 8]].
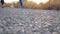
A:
[[0, 7, 60, 34]]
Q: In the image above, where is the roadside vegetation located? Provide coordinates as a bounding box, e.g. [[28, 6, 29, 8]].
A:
[[0, 0, 60, 10]]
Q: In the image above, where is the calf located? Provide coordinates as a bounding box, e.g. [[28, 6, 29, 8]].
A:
[[1, 0, 4, 8]]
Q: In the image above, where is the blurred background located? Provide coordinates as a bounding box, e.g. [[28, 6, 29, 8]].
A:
[[0, 0, 60, 10]]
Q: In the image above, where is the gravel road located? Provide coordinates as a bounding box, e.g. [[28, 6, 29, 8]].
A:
[[0, 7, 60, 34]]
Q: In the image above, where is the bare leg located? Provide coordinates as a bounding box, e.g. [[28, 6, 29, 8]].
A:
[[1, 0, 4, 8], [1, 3, 4, 8]]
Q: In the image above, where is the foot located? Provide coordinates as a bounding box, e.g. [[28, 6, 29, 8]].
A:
[[1, 5, 4, 8]]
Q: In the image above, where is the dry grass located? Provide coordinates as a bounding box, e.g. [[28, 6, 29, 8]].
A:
[[0, 0, 60, 10], [23, 0, 60, 10]]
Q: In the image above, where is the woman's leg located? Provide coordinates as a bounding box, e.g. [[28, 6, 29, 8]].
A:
[[1, 0, 4, 8], [19, 0, 23, 8], [2, 2, 4, 5]]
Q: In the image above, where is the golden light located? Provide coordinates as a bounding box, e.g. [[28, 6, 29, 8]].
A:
[[27, 0, 49, 4], [4, 0, 19, 3]]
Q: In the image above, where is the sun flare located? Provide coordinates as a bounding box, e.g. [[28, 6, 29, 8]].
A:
[[4, 0, 19, 3], [4, 0, 49, 4], [27, 0, 49, 4]]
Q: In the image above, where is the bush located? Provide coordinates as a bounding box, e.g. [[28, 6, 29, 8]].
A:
[[45, 5, 60, 10]]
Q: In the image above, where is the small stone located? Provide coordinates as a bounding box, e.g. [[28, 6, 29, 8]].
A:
[[22, 29, 25, 33], [57, 27, 60, 30], [52, 32, 58, 34], [0, 20, 1, 22], [48, 32, 52, 34], [45, 22, 51, 26], [44, 25, 49, 27], [30, 24, 33, 27], [3, 20, 6, 23], [30, 17, 34, 21], [1, 18, 3, 20], [7, 19, 11, 21], [17, 30, 24, 34], [19, 23, 24, 26], [47, 16, 50, 18], [35, 22, 38, 24], [0, 28, 3, 32], [38, 26, 41, 28], [9, 26, 13, 29]]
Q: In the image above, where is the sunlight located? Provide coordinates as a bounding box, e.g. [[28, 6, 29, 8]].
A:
[[27, 0, 49, 4], [4, 0, 49, 4], [4, 0, 19, 3]]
